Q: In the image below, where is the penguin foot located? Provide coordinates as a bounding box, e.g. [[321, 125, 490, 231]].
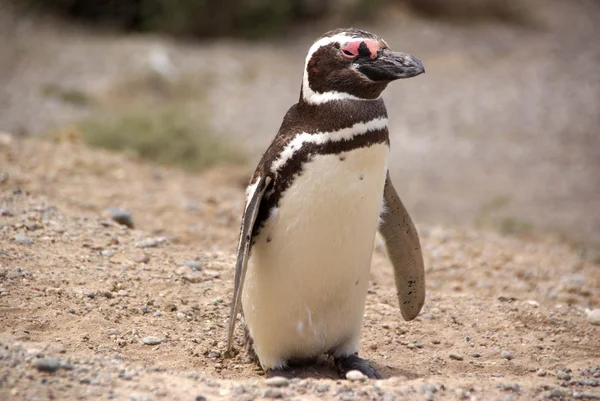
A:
[[266, 367, 296, 379], [335, 354, 382, 379]]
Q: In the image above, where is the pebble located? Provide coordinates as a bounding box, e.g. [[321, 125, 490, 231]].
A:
[[141, 336, 162, 345], [501, 350, 514, 360], [578, 378, 598, 387], [449, 353, 464, 361], [35, 357, 61, 372], [132, 253, 150, 264], [107, 208, 134, 228], [136, 238, 163, 248], [587, 309, 600, 326], [265, 376, 290, 387], [195, 396, 207, 401], [14, 234, 34, 245], [129, 394, 153, 401], [101, 249, 115, 257], [544, 389, 565, 399], [183, 261, 202, 271], [346, 370, 367, 381], [316, 383, 330, 392], [557, 371, 571, 381], [537, 369, 547, 377]]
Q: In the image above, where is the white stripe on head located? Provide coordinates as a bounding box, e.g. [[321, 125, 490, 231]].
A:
[[245, 178, 260, 210], [270, 116, 388, 173], [302, 33, 379, 105]]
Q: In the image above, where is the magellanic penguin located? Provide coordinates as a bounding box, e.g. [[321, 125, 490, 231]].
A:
[[227, 28, 426, 379]]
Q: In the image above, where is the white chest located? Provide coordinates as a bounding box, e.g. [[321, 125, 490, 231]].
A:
[[242, 143, 389, 369]]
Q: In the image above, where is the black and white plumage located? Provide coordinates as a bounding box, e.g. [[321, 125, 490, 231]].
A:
[[227, 28, 426, 379]]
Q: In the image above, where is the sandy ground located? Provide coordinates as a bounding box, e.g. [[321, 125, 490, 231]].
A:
[[1, 1, 600, 247], [1, 135, 599, 400]]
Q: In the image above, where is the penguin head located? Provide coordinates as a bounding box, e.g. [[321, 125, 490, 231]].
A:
[[302, 28, 424, 105]]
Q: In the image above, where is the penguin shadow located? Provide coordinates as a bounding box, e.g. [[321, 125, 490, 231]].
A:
[[281, 356, 420, 381]]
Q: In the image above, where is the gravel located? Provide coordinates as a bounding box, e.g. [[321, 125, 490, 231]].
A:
[[346, 370, 367, 382], [14, 234, 33, 245], [265, 376, 289, 387], [501, 350, 514, 360], [587, 309, 600, 326], [449, 353, 464, 361], [34, 356, 61, 372], [107, 207, 134, 228], [141, 336, 163, 345]]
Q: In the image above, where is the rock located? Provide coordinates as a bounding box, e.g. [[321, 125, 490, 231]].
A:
[[129, 394, 153, 401], [587, 309, 600, 326], [265, 376, 290, 387], [183, 261, 202, 271], [136, 239, 159, 248], [543, 389, 565, 399], [537, 369, 547, 377], [135, 237, 167, 248], [579, 378, 598, 387], [195, 396, 207, 401], [35, 357, 60, 372], [346, 370, 367, 381], [557, 371, 571, 381], [263, 389, 283, 398], [449, 353, 464, 361], [141, 336, 162, 345], [132, 252, 150, 264], [107, 208, 134, 228], [101, 249, 115, 257], [501, 350, 514, 360], [316, 383, 330, 392], [14, 234, 33, 245]]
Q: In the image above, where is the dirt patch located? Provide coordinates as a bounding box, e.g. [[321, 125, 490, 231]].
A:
[[1, 136, 599, 400]]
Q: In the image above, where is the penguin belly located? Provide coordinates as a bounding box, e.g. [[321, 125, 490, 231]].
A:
[[242, 143, 389, 369]]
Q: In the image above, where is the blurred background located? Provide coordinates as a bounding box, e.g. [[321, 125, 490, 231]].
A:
[[1, 0, 599, 252]]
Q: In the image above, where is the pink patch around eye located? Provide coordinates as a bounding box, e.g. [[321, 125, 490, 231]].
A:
[[341, 39, 380, 59]]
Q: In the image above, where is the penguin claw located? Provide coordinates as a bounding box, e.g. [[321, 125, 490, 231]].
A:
[[335, 354, 382, 379], [266, 367, 296, 379]]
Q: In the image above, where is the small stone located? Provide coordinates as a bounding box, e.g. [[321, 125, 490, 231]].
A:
[[449, 353, 464, 361], [153, 311, 162, 317], [264, 389, 283, 398], [544, 389, 564, 399], [35, 357, 60, 372], [195, 396, 207, 401], [136, 239, 159, 248], [537, 369, 547, 377], [501, 350, 514, 360], [587, 309, 600, 326], [132, 253, 150, 264], [265, 376, 290, 387], [557, 371, 571, 381], [142, 336, 162, 345], [346, 370, 367, 381], [382, 393, 396, 401], [107, 328, 119, 336], [107, 208, 134, 228], [472, 353, 481, 358], [14, 234, 33, 245], [102, 291, 114, 298], [184, 261, 202, 271], [421, 383, 438, 394], [579, 378, 598, 387], [101, 249, 115, 257], [316, 383, 330, 392], [117, 290, 128, 297]]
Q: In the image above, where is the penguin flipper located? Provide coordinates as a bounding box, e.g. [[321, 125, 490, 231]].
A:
[[226, 175, 272, 352], [378, 171, 425, 321]]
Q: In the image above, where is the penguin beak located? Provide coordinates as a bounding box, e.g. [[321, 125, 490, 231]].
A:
[[357, 49, 425, 81]]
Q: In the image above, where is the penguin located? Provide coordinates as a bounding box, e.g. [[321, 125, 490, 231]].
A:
[[226, 28, 426, 379]]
